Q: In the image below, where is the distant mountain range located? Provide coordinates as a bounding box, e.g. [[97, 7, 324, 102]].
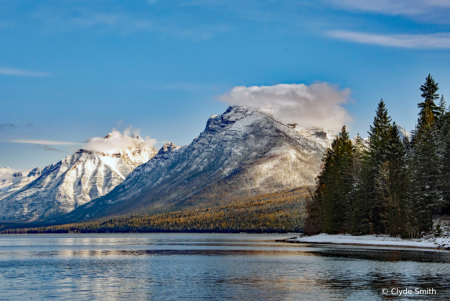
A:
[[0, 167, 42, 201], [2, 105, 409, 226], [0, 139, 156, 222]]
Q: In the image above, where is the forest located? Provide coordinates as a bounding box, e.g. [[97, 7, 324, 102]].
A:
[[305, 74, 449, 239], [0, 187, 310, 234]]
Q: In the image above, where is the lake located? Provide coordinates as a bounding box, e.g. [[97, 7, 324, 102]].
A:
[[0, 233, 449, 300]]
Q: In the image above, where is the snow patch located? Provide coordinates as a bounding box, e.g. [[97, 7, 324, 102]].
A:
[[287, 233, 450, 249]]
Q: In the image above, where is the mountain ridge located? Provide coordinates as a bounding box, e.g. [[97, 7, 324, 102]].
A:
[[0, 140, 157, 222], [57, 105, 335, 223]]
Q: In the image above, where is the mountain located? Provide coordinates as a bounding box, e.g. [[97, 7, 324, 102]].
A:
[[0, 167, 41, 200], [60, 105, 335, 223], [396, 125, 411, 141], [0, 139, 157, 222]]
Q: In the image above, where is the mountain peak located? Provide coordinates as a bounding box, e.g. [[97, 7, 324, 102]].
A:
[[396, 124, 411, 141], [0, 142, 158, 222], [60, 105, 336, 222], [27, 168, 41, 177], [157, 142, 181, 156]]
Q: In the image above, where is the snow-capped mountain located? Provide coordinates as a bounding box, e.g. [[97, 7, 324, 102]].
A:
[[0, 167, 41, 200], [61, 105, 336, 222], [0, 138, 157, 222], [396, 125, 411, 141]]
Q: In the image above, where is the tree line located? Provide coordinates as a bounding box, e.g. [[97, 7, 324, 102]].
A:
[[1, 187, 310, 234], [305, 74, 450, 238]]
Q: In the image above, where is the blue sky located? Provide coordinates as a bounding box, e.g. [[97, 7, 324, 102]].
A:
[[1, 0, 450, 169]]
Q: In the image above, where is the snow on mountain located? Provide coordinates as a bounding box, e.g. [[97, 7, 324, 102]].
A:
[[61, 105, 336, 223], [0, 137, 157, 222], [0, 167, 40, 201], [351, 125, 410, 148], [396, 125, 411, 141]]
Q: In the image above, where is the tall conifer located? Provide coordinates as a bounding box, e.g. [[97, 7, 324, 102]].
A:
[[384, 123, 408, 236], [313, 126, 355, 234], [365, 99, 392, 233], [415, 74, 440, 140]]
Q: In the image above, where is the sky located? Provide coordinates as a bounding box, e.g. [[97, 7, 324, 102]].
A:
[[1, 0, 450, 169]]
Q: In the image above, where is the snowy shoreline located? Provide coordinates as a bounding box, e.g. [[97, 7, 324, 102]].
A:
[[284, 233, 450, 250]]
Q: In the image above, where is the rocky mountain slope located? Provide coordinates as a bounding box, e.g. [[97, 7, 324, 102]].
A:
[[0, 138, 157, 222], [0, 167, 41, 200], [60, 105, 335, 223]]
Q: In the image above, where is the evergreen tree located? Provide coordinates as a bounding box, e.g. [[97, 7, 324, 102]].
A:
[[365, 99, 392, 233], [311, 126, 355, 234], [410, 125, 440, 232], [438, 95, 447, 117], [308, 146, 333, 234], [437, 106, 450, 214], [415, 74, 440, 139], [304, 190, 323, 235], [350, 135, 371, 235], [383, 123, 408, 236], [407, 75, 442, 234], [305, 76, 447, 237]]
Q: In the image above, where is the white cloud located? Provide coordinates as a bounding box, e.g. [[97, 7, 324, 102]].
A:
[[8, 139, 78, 145], [8, 127, 157, 154], [219, 83, 353, 132], [0, 67, 50, 77], [83, 127, 157, 153], [328, 30, 450, 49]]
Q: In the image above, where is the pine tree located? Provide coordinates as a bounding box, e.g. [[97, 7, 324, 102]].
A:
[[308, 146, 333, 234], [407, 75, 442, 234], [415, 74, 440, 139], [304, 190, 323, 235], [365, 99, 392, 233], [437, 105, 450, 214], [438, 95, 446, 117], [383, 123, 408, 236], [334, 126, 356, 233], [350, 134, 371, 235], [312, 126, 355, 234]]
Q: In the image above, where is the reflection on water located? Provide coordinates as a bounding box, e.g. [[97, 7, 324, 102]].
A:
[[0, 233, 449, 300]]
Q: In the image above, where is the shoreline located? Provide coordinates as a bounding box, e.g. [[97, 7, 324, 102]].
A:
[[281, 233, 450, 250]]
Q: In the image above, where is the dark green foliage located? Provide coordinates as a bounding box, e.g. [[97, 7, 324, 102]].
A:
[[415, 74, 440, 140], [304, 190, 322, 235], [366, 99, 393, 233], [436, 97, 450, 214], [382, 123, 408, 236], [309, 126, 355, 234], [309, 75, 446, 238]]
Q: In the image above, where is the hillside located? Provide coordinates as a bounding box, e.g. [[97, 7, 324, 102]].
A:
[[1, 186, 312, 234]]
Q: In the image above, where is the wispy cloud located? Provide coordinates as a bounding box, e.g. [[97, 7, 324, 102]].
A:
[[0, 67, 50, 77], [327, 30, 450, 49], [327, 0, 450, 16], [8, 139, 79, 145], [32, 4, 230, 41]]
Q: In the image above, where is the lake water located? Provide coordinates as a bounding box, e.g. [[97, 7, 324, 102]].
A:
[[0, 233, 449, 300]]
